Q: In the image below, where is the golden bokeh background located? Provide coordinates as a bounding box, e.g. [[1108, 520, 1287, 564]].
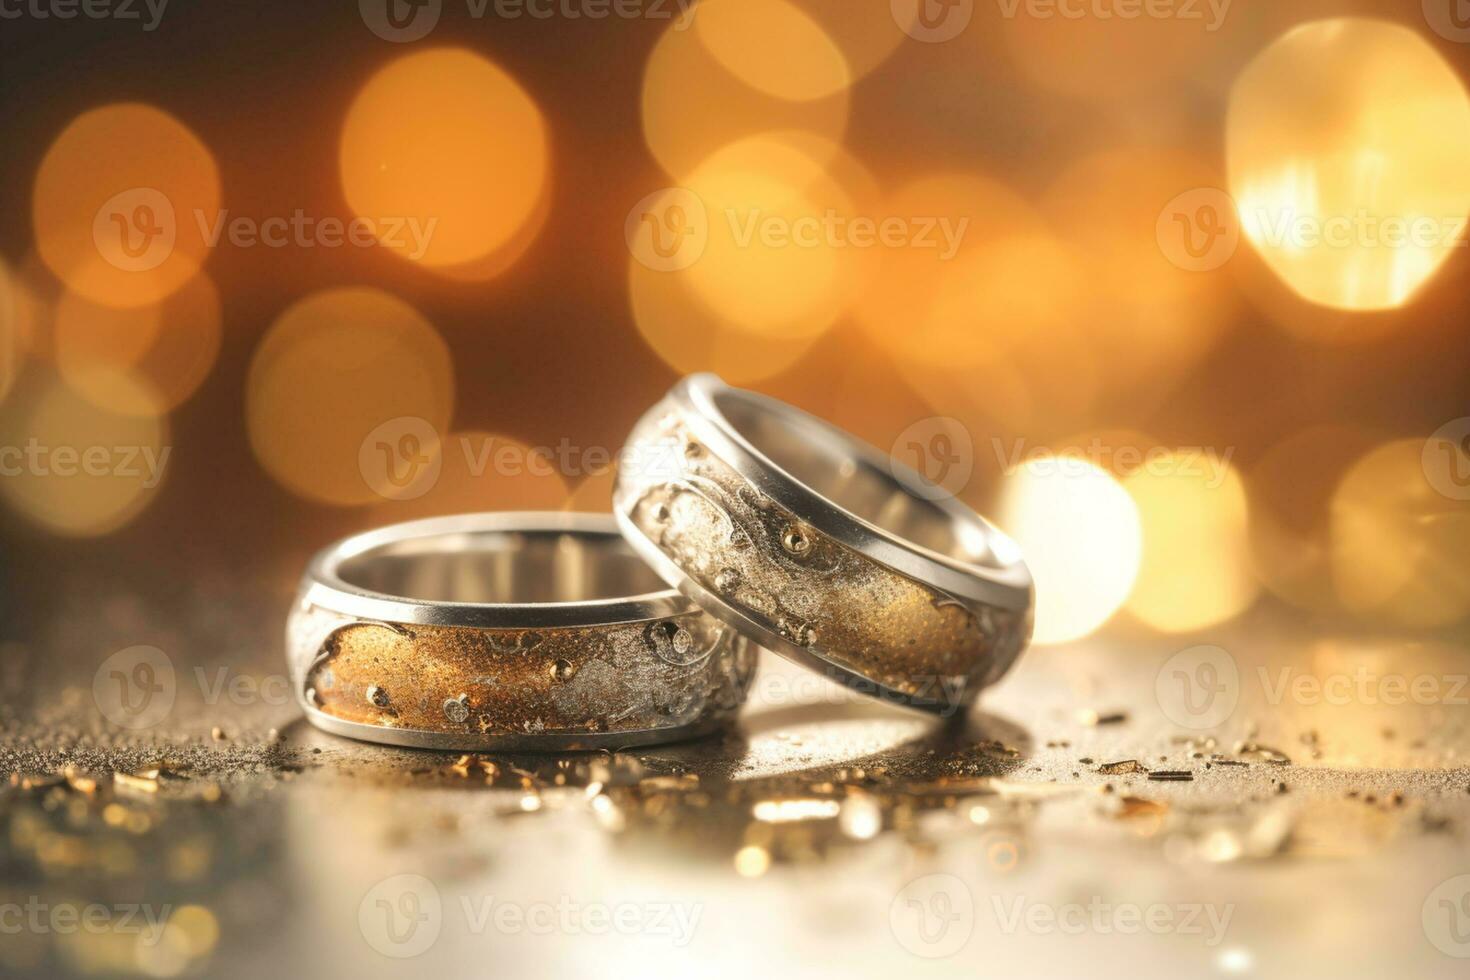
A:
[[2, 1, 1470, 652]]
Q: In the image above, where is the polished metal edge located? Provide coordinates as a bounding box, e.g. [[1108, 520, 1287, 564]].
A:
[[299, 703, 729, 752], [670, 374, 1033, 612], [302, 511, 693, 629]]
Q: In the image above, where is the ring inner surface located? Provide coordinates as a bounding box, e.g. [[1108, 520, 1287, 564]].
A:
[[714, 390, 1000, 569], [334, 530, 667, 604]]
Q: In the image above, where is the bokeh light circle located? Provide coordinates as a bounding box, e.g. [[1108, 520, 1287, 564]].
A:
[[641, 8, 849, 179], [5, 253, 58, 362], [1228, 18, 1470, 311], [680, 135, 865, 340], [997, 456, 1141, 645], [54, 272, 222, 416], [854, 173, 1058, 368], [628, 256, 821, 384], [1331, 439, 1470, 628], [33, 103, 220, 309], [1247, 425, 1376, 614], [694, 0, 852, 101], [0, 258, 20, 405], [797, 0, 906, 80], [341, 48, 550, 271], [0, 375, 170, 537], [629, 135, 874, 382], [1124, 453, 1258, 633], [1042, 148, 1235, 400], [247, 288, 454, 506], [625, 187, 709, 273]]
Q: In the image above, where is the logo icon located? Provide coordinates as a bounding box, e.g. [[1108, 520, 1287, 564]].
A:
[[625, 188, 708, 272], [1424, 0, 1470, 43], [359, 874, 443, 958], [891, 0, 973, 43], [1156, 188, 1239, 272], [890, 417, 974, 501], [1156, 644, 1239, 730], [361, 0, 442, 42], [360, 417, 443, 501], [1423, 874, 1470, 957], [1423, 418, 1470, 501], [890, 873, 974, 958], [93, 645, 176, 729], [93, 188, 176, 273]]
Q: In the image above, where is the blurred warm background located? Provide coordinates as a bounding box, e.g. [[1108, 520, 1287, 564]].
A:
[[6, 6, 1470, 980], [2, 0, 1470, 669]]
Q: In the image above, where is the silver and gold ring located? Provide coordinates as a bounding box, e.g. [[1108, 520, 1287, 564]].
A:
[[613, 373, 1033, 715], [286, 512, 756, 750]]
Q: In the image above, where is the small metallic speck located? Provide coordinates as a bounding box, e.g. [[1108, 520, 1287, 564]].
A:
[[1077, 709, 1129, 726], [780, 525, 812, 556]]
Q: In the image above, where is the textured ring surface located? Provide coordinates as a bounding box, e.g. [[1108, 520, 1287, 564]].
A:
[[614, 374, 1033, 715], [286, 512, 755, 750]]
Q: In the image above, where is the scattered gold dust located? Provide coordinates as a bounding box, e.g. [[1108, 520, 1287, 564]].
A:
[[114, 769, 161, 795], [753, 798, 841, 823]]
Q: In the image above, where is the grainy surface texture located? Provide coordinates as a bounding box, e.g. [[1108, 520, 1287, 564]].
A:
[[2, 607, 1469, 978], [295, 605, 753, 739]]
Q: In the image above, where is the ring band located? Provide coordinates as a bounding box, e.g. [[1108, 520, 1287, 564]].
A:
[[614, 374, 1033, 715], [286, 512, 756, 750]]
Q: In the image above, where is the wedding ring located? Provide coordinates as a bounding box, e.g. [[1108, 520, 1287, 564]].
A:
[[286, 512, 756, 750], [614, 374, 1033, 715]]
